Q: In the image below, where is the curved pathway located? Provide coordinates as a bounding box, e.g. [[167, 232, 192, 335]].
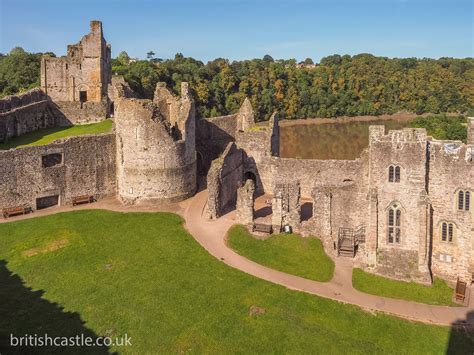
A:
[[184, 190, 474, 326]]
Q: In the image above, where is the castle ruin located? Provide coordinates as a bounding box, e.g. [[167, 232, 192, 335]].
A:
[[0, 21, 473, 286]]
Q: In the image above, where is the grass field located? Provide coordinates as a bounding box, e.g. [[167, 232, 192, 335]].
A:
[[352, 268, 456, 306], [0, 210, 472, 353], [226, 225, 334, 282], [0, 120, 113, 150]]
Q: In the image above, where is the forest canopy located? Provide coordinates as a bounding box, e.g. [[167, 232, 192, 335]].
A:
[[1, 48, 473, 121]]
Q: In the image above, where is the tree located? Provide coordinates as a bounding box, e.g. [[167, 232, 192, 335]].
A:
[[304, 57, 314, 65], [146, 51, 155, 60], [117, 51, 131, 65], [263, 54, 274, 62]]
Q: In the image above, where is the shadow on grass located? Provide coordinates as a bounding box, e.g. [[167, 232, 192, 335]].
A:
[[447, 310, 474, 354], [0, 260, 111, 354]]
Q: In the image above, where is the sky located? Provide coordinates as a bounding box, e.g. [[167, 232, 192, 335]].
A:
[[0, 0, 472, 63]]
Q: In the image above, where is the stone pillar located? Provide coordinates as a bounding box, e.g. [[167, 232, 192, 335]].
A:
[[272, 192, 283, 233], [236, 179, 255, 225], [417, 191, 431, 275], [311, 187, 337, 256], [272, 181, 301, 233], [366, 188, 378, 267]]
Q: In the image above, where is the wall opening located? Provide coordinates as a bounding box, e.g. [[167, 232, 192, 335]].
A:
[[42, 153, 63, 168], [79, 90, 87, 103], [36, 195, 59, 210], [196, 152, 205, 176], [301, 201, 313, 222], [244, 171, 257, 184]]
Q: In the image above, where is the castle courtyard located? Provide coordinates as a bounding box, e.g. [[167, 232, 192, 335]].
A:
[[0, 15, 473, 354]]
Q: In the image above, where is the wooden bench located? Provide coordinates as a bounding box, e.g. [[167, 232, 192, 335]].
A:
[[72, 195, 95, 206], [252, 223, 272, 234], [455, 277, 467, 303], [2, 206, 31, 218]]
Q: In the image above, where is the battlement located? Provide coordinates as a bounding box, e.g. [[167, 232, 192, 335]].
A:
[[369, 125, 427, 146]]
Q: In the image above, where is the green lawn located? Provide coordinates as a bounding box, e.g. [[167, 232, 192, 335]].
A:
[[0, 211, 472, 354], [227, 225, 335, 282], [0, 120, 113, 150], [352, 268, 456, 306]]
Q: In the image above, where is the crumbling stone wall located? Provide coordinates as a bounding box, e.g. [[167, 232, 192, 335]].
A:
[[236, 178, 255, 225], [207, 142, 244, 219], [0, 89, 59, 143], [114, 82, 196, 205], [0, 133, 116, 210], [196, 97, 256, 176]]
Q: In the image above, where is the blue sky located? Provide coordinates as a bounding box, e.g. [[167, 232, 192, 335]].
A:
[[0, 0, 472, 62]]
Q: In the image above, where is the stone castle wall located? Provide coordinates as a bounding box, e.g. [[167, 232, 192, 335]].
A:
[[0, 89, 57, 143], [0, 133, 116, 210]]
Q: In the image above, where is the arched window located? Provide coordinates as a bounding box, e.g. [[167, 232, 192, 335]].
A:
[[388, 203, 401, 244], [388, 165, 401, 183], [458, 190, 471, 211], [441, 222, 454, 242]]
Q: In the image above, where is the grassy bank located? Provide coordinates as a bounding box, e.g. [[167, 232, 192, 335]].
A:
[[0, 120, 113, 150], [352, 268, 456, 306]]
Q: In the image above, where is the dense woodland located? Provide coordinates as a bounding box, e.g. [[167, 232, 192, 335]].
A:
[[1, 48, 473, 121]]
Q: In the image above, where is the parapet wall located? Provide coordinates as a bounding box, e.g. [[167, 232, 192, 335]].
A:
[[0, 133, 116, 210]]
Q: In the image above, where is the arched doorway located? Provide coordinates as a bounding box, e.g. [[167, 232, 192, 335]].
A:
[[244, 171, 257, 184]]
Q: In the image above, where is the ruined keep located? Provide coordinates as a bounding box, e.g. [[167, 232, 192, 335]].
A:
[[41, 20, 112, 123], [114, 81, 196, 204], [0, 21, 473, 287]]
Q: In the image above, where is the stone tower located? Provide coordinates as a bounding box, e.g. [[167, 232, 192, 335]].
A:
[[114, 82, 196, 205], [41, 20, 111, 103]]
